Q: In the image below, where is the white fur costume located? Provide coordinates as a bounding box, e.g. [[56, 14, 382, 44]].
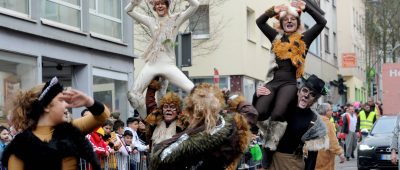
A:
[[125, 0, 199, 118]]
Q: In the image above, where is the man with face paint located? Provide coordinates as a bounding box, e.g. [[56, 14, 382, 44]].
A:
[[253, 1, 327, 164], [257, 75, 329, 170], [125, 0, 199, 119]]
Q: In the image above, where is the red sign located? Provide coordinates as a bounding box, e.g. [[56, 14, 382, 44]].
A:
[[213, 68, 219, 86], [342, 53, 357, 68], [382, 64, 400, 115]]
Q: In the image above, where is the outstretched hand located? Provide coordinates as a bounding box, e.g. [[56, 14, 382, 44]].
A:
[[274, 4, 288, 14], [62, 89, 94, 108], [291, 0, 306, 10]]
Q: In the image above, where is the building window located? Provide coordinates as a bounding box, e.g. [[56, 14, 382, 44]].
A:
[[93, 68, 128, 120], [243, 77, 255, 104], [189, 5, 210, 38], [333, 32, 337, 65], [0, 51, 37, 124], [305, 24, 320, 57], [0, 0, 30, 16], [43, 0, 82, 29], [324, 28, 330, 53], [89, 0, 122, 40], [247, 7, 256, 42]]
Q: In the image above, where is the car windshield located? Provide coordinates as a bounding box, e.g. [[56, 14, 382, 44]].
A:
[[371, 117, 397, 135]]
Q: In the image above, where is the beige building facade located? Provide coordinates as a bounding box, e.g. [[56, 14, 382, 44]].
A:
[[336, 0, 367, 103], [133, 0, 344, 104]]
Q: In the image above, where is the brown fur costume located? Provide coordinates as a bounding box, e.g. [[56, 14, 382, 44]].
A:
[[150, 83, 251, 170], [145, 92, 189, 149], [272, 32, 307, 79]]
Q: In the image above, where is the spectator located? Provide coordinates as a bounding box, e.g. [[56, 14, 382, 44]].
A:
[[1, 77, 110, 169], [86, 127, 112, 169], [125, 117, 149, 165], [0, 126, 9, 168], [109, 112, 121, 123], [357, 103, 377, 134], [315, 103, 345, 170], [119, 130, 136, 170], [342, 105, 359, 160]]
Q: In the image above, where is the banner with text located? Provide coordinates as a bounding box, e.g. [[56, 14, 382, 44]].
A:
[[382, 64, 400, 115]]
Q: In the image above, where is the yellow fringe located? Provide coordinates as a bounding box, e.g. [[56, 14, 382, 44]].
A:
[[272, 33, 307, 79]]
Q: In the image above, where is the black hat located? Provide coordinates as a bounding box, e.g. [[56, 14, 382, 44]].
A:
[[303, 75, 327, 96]]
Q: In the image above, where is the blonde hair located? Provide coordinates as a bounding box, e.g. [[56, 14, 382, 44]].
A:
[[185, 83, 225, 134], [6, 84, 44, 131]]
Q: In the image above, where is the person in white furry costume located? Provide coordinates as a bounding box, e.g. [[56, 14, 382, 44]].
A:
[[125, 0, 199, 119]]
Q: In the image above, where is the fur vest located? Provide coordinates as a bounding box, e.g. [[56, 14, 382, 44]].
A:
[[150, 113, 251, 170], [1, 123, 100, 170], [302, 113, 329, 151]]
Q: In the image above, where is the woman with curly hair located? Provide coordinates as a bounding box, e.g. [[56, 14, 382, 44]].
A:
[[125, 0, 199, 119], [1, 77, 110, 170], [253, 0, 326, 161], [150, 83, 252, 170]]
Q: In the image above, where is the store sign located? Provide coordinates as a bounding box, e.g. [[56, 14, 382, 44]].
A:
[[382, 64, 400, 115], [342, 53, 357, 68]]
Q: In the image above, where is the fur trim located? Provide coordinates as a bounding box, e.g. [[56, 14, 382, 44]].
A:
[[304, 135, 329, 151], [2, 123, 100, 170], [148, 78, 161, 90], [272, 33, 307, 79], [151, 114, 251, 170], [227, 113, 251, 170], [256, 119, 270, 134], [228, 95, 246, 112], [263, 121, 288, 151]]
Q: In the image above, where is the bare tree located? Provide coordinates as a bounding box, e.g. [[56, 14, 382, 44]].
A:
[[365, 0, 400, 64], [132, 0, 230, 57]]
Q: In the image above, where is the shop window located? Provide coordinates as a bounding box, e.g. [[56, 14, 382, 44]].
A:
[[93, 68, 128, 120], [0, 51, 37, 123]]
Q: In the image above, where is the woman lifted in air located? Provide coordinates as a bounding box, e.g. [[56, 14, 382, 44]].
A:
[[125, 0, 199, 119], [253, 0, 326, 164]]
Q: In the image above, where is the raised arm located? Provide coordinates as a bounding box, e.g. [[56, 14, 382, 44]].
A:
[[125, 0, 155, 32], [301, 2, 327, 46], [175, 0, 200, 28], [256, 6, 279, 42]]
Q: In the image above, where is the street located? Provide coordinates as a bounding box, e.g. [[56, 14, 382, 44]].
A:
[[335, 155, 357, 170], [335, 151, 399, 170]]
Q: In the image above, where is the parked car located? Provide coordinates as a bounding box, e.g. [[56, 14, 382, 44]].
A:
[[357, 116, 397, 170]]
